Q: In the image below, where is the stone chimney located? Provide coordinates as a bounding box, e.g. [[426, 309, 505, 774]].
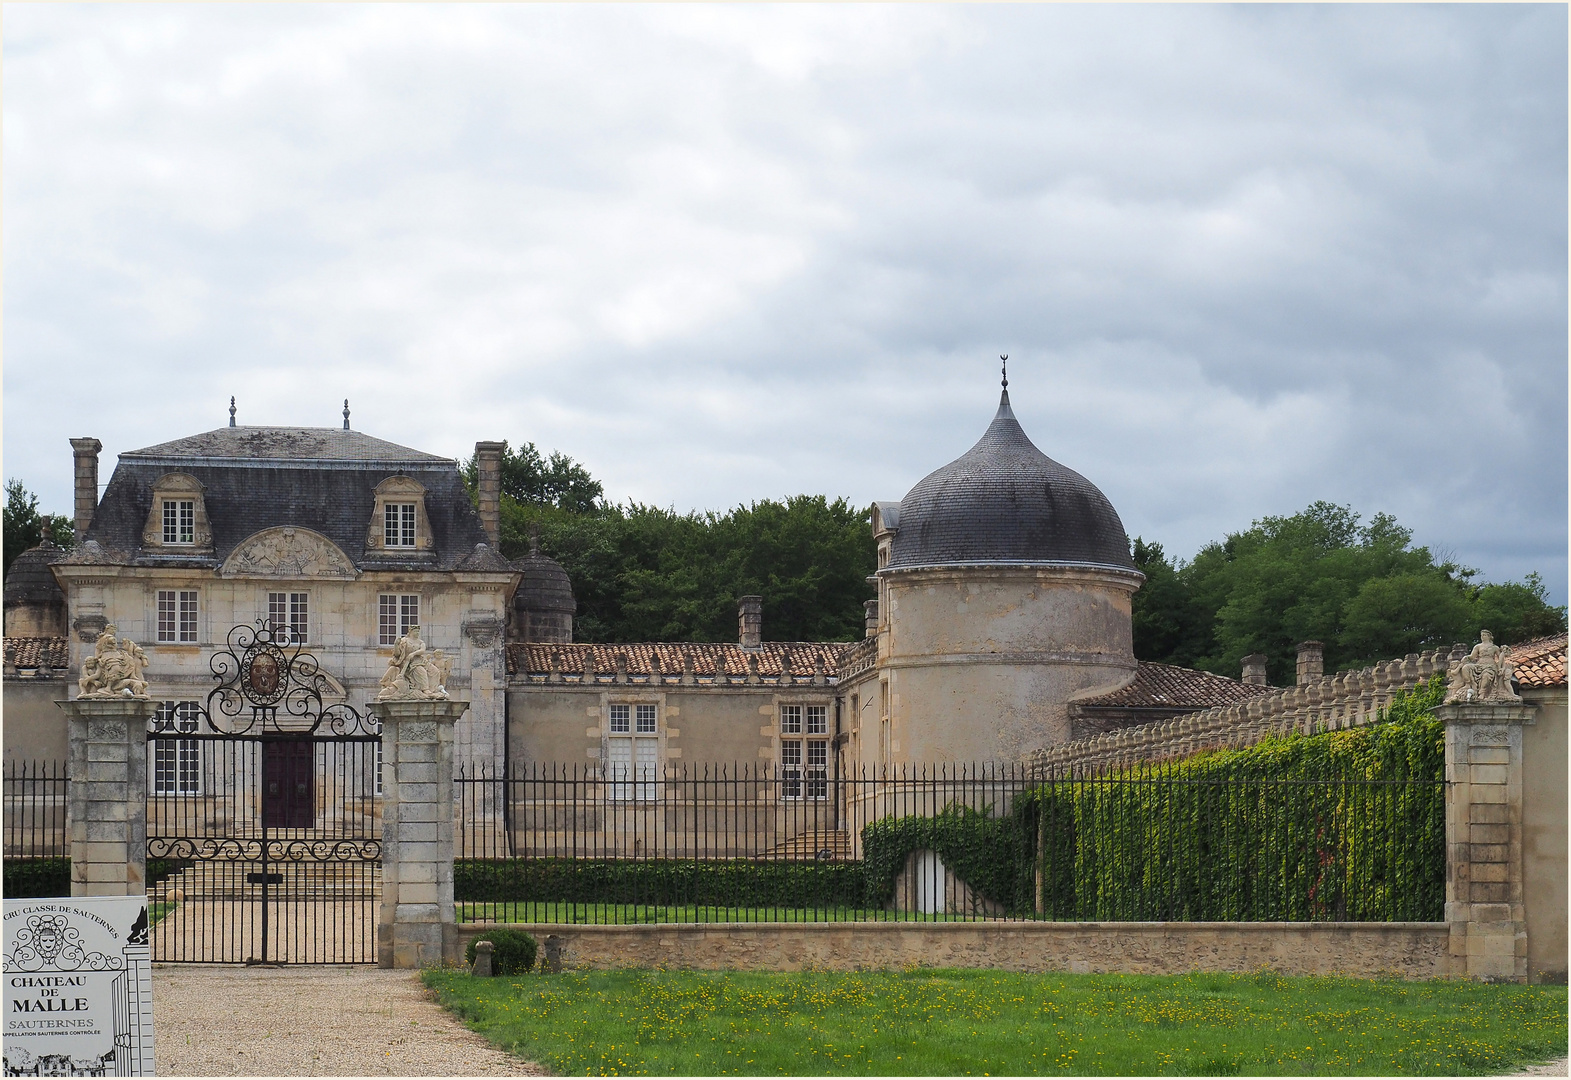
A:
[[864, 600, 879, 639], [70, 438, 102, 538], [1241, 653, 1269, 687], [1295, 641, 1325, 687], [474, 441, 505, 548], [738, 595, 762, 651]]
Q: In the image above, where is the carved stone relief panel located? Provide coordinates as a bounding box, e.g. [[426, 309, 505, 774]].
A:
[[219, 527, 358, 579]]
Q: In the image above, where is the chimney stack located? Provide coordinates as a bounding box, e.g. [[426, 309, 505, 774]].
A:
[[474, 441, 505, 547], [70, 438, 102, 538], [1241, 653, 1269, 687], [738, 595, 762, 651], [864, 600, 879, 639], [1295, 642, 1324, 687]]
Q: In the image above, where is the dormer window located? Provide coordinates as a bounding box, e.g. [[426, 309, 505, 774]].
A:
[[163, 500, 196, 545], [141, 473, 213, 553], [383, 503, 416, 549], [365, 477, 433, 555]]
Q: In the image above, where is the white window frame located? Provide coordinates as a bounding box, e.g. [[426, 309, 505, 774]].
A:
[[157, 590, 198, 643], [153, 702, 201, 795], [378, 594, 419, 645], [780, 703, 828, 799], [383, 503, 417, 549], [162, 500, 195, 545], [607, 703, 659, 802], [268, 592, 309, 645]]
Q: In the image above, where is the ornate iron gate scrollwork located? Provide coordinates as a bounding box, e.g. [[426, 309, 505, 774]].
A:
[[146, 622, 381, 964]]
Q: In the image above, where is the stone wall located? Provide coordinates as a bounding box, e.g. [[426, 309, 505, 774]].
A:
[[457, 921, 1449, 979], [1028, 645, 1461, 775], [1521, 687, 1568, 983]]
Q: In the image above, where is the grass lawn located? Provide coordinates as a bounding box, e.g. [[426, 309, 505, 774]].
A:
[[458, 903, 991, 924], [423, 966, 1567, 1076]]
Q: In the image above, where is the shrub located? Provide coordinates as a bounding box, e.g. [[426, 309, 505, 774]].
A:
[[466, 928, 538, 975], [4, 857, 70, 897], [456, 857, 863, 909]]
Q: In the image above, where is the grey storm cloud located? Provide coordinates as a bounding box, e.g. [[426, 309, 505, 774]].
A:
[[4, 4, 1565, 600]]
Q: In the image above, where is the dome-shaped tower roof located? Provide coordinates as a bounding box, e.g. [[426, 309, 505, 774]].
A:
[[513, 548, 577, 616], [886, 386, 1136, 572], [4, 540, 66, 611]]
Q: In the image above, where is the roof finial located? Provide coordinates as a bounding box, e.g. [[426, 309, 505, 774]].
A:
[[343, 399, 351, 430], [229, 396, 237, 427], [1001, 355, 1008, 389]]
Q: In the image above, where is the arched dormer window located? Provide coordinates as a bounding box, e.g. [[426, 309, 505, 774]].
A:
[[365, 476, 434, 555], [141, 473, 214, 553]]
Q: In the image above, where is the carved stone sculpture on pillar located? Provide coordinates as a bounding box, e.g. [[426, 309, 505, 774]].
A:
[[1444, 630, 1521, 705], [376, 626, 453, 701], [77, 625, 151, 699]]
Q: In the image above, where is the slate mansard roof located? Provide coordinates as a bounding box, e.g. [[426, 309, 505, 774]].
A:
[[886, 390, 1138, 573], [70, 426, 513, 573]]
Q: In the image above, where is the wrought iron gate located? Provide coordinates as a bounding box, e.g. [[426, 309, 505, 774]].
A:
[[146, 623, 381, 964]]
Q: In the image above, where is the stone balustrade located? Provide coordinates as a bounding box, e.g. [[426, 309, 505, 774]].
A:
[[1028, 644, 1466, 775]]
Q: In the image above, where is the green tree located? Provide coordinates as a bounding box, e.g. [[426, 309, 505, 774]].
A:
[[3, 479, 73, 579], [462, 441, 603, 513], [1131, 501, 1565, 682]]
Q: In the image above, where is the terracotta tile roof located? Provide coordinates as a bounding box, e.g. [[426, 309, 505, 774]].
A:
[[4, 636, 68, 672], [1073, 661, 1276, 711], [507, 642, 854, 685], [1509, 633, 1567, 689]]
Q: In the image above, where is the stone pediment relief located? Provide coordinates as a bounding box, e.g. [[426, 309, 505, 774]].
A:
[[220, 527, 358, 579]]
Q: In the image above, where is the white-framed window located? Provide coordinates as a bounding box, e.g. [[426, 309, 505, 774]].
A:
[[607, 703, 658, 801], [383, 503, 417, 549], [153, 701, 201, 794], [162, 500, 195, 545], [378, 594, 419, 645], [268, 592, 309, 644], [157, 590, 198, 643], [780, 704, 828, 799]]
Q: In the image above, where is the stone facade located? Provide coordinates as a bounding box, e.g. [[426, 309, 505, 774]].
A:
[[457, 920, 1450, 978], [59, 697, 160, 896]]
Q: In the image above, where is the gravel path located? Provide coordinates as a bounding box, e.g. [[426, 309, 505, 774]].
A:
[[151, 965, 547, 1076]]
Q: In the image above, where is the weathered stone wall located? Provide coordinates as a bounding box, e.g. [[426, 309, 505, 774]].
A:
[[1520, 687, 1567, 983], [2, 675, 69, 761], [457, 921, 1449, 979], [1029, 645, 1461, 774]]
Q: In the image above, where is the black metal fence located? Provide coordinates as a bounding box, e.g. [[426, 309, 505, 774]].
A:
[[4, 759, 67, 858], [455, 760, 1447, 925]]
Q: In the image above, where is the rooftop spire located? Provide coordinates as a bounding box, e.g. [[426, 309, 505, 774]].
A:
[[343, 399, 351, 430], [229, 396, 236, 427], [995, 355, 1014, 420]]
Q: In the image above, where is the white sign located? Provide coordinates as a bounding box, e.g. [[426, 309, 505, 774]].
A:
[[4, 896, 154, 1077]]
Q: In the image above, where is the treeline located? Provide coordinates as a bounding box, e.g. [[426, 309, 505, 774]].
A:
[[1132, 501, 1565, 684], [463, 442, 875, 643]]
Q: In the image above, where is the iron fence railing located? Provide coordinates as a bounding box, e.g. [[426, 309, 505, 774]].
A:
[[4, 759, 68, 858], [455, 760, 1446, 925]]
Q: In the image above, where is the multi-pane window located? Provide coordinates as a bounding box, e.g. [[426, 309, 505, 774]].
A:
[[608, 704, 658, 801], [157, 590, 198, 643], [378, 594, 420, 645], [780, 704, 829, 799], [383, 503, 416, 548], [153, 701, 201, 794], [162, 500, 195, 545], [268, 592, 309, 644]]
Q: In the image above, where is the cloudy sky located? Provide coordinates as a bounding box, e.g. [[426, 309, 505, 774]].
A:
[[5, 5, 1566, 601]]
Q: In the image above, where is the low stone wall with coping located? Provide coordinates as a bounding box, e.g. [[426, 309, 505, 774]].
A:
[[456, 921, 1450, 979]]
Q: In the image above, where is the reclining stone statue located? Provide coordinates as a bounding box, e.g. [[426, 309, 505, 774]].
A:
[[376, 625, 453, 701], [77, 625, 150, 699], [1443, 629, 1520, 704]]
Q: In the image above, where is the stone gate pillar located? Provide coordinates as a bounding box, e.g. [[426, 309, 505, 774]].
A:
[[1438, 700, 1536, 982], [57, 698, 160, 896], [369, 698, 468, 969]]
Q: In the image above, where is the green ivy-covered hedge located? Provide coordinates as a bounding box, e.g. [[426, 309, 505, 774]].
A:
[[860, 803, 1034, 913], [456, 856, 864, 909], [1028, 678, 1447, 922], [3, 858, 186, 898]]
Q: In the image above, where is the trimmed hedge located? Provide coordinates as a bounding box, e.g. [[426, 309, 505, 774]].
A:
[[456, 856, 864, 909], [466, 928, 538, 975], [3, 858, 185, 899], [860, 803, 1033, 913]]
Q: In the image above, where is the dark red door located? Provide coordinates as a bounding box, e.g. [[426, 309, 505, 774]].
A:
[[263, 741, 315, 829]]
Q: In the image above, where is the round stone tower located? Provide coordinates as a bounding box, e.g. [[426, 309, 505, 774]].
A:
[[872, 380, 1143, 763], [510, 538, 576, 644]]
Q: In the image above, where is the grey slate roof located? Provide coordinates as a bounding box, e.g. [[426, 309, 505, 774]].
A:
[[71, 427, 513, 574], [3, 542, 66, 608], [514, 553, 577, 615], [887, 390, 1137, 572]]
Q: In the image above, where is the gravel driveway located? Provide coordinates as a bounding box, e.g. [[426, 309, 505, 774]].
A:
[[151, 964, 546, 1076]]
